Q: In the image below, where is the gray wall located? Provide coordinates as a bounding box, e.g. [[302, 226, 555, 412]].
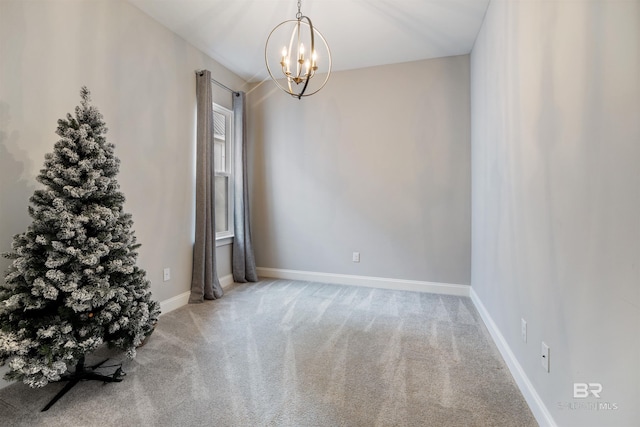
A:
[[470, 1, 639, 426], [247, 56, 471, 286], [0, 0, 244, 307]]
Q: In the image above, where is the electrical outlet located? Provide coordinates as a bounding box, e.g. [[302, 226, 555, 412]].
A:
[[521, 318, 527, 343], [163, 268, 171, 282], [541, 342, 550, 372], [352, 252, 360, 263]]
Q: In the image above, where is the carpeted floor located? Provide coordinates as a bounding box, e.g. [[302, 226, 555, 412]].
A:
[[0, 279, 537, 426]]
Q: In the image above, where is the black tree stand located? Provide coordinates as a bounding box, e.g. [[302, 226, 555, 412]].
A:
[[41, 356, 124, 412]]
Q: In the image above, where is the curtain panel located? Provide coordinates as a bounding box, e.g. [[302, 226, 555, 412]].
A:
[[190, 70, 223, 303], [232, 92, 258, 283]]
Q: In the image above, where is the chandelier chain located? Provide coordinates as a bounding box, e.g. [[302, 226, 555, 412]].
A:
[[296, 0, 302, 20]]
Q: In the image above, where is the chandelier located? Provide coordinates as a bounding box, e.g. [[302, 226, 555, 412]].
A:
[[265, 0, 331, 99]]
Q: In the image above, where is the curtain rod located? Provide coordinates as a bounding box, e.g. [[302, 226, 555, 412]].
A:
[[211, 78, 240, 96]]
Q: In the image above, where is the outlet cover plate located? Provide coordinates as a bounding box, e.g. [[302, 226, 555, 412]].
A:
[[541, 341, 550, 372]]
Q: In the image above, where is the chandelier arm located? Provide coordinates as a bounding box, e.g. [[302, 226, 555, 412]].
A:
[[295, 20, 301, 79], [295, 16, 314, 99], [287, 74, 294, 93], [303, 16, 315, 67], [288, 21, 301, 82], [297, 73, 311, 99], [299, 26, 331, 97]]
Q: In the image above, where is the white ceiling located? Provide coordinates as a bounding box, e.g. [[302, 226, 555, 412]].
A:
[[128, 0, 490, 83]]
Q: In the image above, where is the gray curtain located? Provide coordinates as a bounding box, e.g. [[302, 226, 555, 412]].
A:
[[232, 92, 258, 282], [190, 70, 223, 303]]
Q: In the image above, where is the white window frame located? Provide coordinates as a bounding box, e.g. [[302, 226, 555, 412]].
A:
[[213, 104, 234, 246]]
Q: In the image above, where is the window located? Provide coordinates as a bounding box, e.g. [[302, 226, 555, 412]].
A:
[[213, 104, 234, 244]]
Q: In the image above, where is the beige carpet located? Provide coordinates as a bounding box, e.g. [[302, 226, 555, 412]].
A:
[[0, 279, 537, 426]]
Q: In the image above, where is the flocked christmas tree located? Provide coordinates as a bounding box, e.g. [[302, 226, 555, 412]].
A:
[[0, 87, 160, 391]]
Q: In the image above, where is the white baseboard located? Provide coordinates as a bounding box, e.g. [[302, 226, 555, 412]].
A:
[[219, 274, 235, 289], [256, 267, 470, 297], [159, 274, 235, 315], [159, 291, 190, 314], [470, 288, 556, 427]]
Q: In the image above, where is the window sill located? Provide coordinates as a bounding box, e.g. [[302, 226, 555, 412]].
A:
[[216, 236, 234, 247]]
